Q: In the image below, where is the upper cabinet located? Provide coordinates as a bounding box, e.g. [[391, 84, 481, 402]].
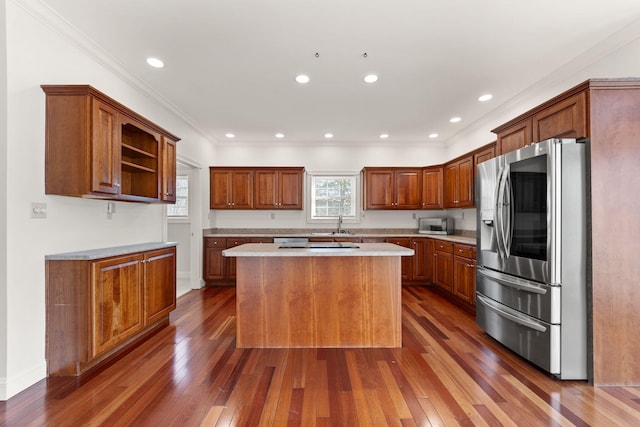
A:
[[532, 91, 587, 142], [473, 143, 496, 175], [493, 83, 591, 155], [421, 166, 443, 209], [209, 168, 254, 209], [362, 167, 422, 210], [210, 167, 304, 210], [254, 168, 304, 209], [444, 155, 474, 209], [495, 118, 532, 155], [42, 85, 180, 203]]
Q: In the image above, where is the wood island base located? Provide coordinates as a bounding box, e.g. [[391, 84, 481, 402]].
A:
[[235, 256, 402, 348]]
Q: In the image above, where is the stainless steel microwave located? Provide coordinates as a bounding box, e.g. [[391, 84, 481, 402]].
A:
[[418, 217, 454, 235]]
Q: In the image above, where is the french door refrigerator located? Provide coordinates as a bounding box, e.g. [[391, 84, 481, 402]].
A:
[[475, 138, 589, 380]]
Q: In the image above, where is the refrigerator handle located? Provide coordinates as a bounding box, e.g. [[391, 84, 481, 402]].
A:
[[477, 267, 547, 295], [495, 165, 509, 258], [477, 294, 547, 332]]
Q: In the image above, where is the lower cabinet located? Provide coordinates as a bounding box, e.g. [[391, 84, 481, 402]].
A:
[[433, 241, 454, 292], [453, 244, 477, 305], [46, 245, 176, 376], [203, 237, 271, 283]]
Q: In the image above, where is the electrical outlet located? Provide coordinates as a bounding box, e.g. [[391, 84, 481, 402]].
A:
[[270, 213, 275, 219], [107, 202, 115, 219], [412, 213, 417, 219], [31, 202, 47, 219]]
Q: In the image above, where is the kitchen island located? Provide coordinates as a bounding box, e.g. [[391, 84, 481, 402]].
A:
[[223, 242, 413, 348]]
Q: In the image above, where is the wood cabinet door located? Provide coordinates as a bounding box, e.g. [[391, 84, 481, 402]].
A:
[[533, 91, 587, 141], [278, 169, 304, 209], [203, 238, 226, 280], [144, 248, 176, 324], [422, 167, 443, 209], [230, 170, 253, 209], [457, 157, 474, 207], [254, 169, 279, 209], [443, 163, 457, 208], [474, 144, 496, 176], [160, 137, 177, 203], [433, 251, 453, 292], [411, 238, 427, 281], [496, 119, 532, 155], [453, 255, 476, 304], [424, 239, 434, 283], [364, 169, 394, 209], [91, 254, 144, 357], [91, 99, 121, 195], [387, 238, 412, 281], [210, 169, 231, 209], [395, 169, 422, 209], [225, 238, 247, 280]]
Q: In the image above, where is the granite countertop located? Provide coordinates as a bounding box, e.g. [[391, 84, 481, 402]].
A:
[[204, 228, 477, 245], [45, 242, 177, 261], [223, 242, 415, 257]]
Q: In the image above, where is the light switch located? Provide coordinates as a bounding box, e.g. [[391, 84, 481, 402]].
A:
[[31, 202, 47, 219]]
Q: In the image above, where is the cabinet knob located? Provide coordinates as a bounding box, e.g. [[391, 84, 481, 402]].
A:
[[114, 183, 121, 188]]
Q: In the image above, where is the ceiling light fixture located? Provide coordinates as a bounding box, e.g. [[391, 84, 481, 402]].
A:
[[295, 74, 310, 84], [478, 94, 493, 102], [146, 57, 164, 68], [275, 133, 284, 138], [225, 133, 235, 138], [429, 133, 439, 139], [449, 117, 462, 123], [324, 133, 334, 139], [379, 133, 389, 139], [364, 74, 378, 83]]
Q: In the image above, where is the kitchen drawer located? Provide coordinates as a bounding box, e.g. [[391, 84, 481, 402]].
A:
[[205, 238, 227, 248], [227, 238, 247, 248], [454, 243, 476, 259], [434, 240, 453, 253], [476, 293, 559, 375]]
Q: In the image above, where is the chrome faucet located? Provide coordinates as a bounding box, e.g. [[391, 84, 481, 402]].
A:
[[336, 215, 343, 234]]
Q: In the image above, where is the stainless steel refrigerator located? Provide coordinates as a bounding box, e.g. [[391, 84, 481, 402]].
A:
[[475, 138, 589, 380]]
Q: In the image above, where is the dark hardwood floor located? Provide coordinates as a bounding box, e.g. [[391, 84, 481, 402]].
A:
[[2, 285, 640, 426]]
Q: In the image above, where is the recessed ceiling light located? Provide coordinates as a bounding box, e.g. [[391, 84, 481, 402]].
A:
[[146, 57, 164, 68], [275, 133, 285, 138], [429, 133, 439, 139], [379, 133, 389, 139], [295, 74, 310, 84], [324, 133, 334, 139], [364, 74, 378, 83], [225, 133, 235, 138], [449, 117, 462, 123], [478, 94, 493, 102]]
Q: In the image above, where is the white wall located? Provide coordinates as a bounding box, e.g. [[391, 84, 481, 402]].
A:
[[1, 0, 214, 399], [0, 0, 9, 391]]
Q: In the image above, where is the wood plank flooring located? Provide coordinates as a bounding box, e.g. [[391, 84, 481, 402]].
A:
[[2, 285, 640, 426]]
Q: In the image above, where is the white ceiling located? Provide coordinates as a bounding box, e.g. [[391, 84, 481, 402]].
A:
[[39, 0, 640, 145]]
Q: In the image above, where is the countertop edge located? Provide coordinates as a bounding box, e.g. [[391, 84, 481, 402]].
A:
[[223, 243, 415, 257], [45, 242, 178, 261]]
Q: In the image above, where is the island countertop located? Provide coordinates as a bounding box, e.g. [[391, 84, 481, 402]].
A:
[[223, 242, 415, 257]]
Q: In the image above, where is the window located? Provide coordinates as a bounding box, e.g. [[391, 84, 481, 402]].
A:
[[307, 172, 360, 222], [167, 174, 189, 218]]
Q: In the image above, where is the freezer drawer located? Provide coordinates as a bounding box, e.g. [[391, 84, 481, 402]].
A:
[[476, 294, 560, 375], [476, 266, 560, 324]]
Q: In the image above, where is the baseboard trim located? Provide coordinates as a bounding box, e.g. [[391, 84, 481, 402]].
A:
[[0, 361, 47, 401]]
